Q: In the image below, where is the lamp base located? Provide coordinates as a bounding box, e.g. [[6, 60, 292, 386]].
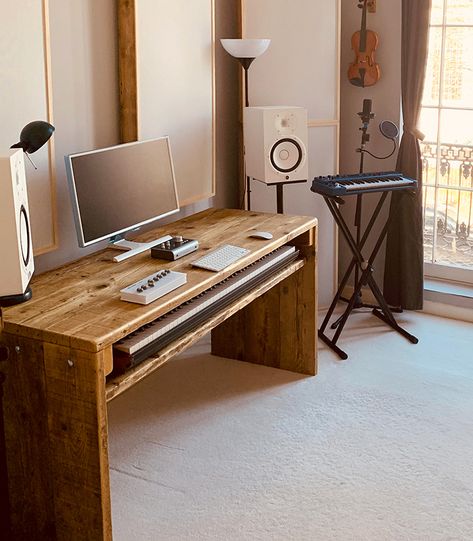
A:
[[0, 286, 32, 308]]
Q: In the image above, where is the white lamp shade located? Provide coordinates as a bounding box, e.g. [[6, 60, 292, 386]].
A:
[[220, 39, 271, 59]]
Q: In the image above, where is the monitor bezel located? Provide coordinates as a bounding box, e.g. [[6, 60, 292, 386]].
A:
[[65, 136, 180, 248]]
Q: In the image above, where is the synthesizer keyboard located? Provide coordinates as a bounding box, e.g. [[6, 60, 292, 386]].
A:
[[311, 171, 417, 197], [112, 245, 299, 372]]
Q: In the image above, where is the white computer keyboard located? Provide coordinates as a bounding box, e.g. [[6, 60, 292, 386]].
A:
[[191, 244, 250, 272]]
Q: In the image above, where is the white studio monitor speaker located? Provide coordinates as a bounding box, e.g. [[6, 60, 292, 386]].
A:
[[0, 149, 34, 306], [243, 106, 308, 184]]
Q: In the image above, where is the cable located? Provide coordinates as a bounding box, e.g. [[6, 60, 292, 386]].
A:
[[360, 138, 397, 161]]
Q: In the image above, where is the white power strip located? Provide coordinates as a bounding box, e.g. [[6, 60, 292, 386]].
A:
[[120, 269, 187, 305]]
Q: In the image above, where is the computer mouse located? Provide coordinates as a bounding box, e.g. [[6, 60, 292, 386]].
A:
[[249, 231, 273, 240]]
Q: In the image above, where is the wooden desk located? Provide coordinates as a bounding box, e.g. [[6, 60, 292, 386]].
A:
[[0, 208, 317, 540]]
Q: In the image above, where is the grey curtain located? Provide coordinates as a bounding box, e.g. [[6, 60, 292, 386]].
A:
[[383, 0, 431, 310]]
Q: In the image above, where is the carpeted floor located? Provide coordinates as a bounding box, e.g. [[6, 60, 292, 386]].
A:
[[108, 310, 473, 540]]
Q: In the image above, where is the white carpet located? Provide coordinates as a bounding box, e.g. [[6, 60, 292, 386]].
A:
[[108, 311, 473, 540]]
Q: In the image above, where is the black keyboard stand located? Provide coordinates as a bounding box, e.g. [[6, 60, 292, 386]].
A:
[[329, 192, 403, 331], [319, 191, 418, 360]]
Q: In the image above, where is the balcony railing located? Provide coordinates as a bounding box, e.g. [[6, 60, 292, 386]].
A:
[[421, 141, 473, 270]]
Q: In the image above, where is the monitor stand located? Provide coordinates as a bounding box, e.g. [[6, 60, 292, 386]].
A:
[[110, 235, 173, 263]]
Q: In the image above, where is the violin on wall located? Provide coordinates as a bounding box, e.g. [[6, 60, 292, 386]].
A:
[[348, 0, 381, 87]]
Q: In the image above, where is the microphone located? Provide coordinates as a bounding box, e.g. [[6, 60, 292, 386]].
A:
[[358, 99, 375, 125]]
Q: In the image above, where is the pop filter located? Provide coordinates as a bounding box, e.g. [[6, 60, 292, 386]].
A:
[[379, 120, 399, 140], [360, 119, 398, 161]]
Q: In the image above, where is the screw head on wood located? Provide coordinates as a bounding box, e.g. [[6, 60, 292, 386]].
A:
[[0, 346, 9, 362], [14, 346, 21, 354], [67, 359, 74, 368]]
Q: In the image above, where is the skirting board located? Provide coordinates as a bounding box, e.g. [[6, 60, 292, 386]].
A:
[[341, 286, 473, 324]]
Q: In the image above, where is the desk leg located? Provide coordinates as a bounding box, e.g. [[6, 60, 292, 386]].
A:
[[211, 233, 317, 375], [2, 335, 112, 540]]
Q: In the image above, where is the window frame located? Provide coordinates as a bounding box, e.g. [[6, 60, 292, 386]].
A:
[[421, 0, 473, 285]]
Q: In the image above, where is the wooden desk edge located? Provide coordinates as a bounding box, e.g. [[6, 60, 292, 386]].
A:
[[1, 215, 317, 355]]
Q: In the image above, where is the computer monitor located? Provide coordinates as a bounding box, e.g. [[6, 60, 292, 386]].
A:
[[65, 137, 180, 262]]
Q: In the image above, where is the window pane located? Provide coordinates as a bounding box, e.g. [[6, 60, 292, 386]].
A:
[[422, 27, 442, 106], [433, 187, 454, 264], [433, 188, 473, 268], [442, 27, 473, 108], [431, 0, 445, 25], [446, 0, 473, 25], [459, 159, 473, 189], [439, 109, 473, 146], [421, 141, 437, 187], [423, 186, 436, 263], [422, 0, 473, 275], [457, 190, 473, 238], [437, 149, 473, 190], [419, 107, 439, 142]]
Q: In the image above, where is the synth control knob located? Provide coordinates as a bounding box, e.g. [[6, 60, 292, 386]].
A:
[[174, 235, 183, 243]]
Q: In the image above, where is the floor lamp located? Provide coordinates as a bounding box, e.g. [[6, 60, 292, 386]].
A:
[[220, 38, 270, 210]]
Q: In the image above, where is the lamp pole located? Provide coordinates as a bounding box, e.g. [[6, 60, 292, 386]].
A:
[[220, 39, 271, 211], [237, 57, 255, 108], [237, 57, 256, 208]]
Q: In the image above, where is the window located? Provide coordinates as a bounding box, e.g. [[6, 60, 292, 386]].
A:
[[420, 0, 473, 284]]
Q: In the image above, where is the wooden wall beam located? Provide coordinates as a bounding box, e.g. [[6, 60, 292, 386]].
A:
[[117, 0, 138, 143]]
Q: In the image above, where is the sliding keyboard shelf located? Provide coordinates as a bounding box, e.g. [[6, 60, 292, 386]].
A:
[[105, 258, 304, 402]]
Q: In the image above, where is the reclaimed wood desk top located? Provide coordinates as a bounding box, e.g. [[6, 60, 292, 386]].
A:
[[1, 209, 317, 353]]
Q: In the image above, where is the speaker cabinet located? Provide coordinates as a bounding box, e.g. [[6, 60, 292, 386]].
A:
[[243, 106, 308, 184], [0, 150, 34, 305]]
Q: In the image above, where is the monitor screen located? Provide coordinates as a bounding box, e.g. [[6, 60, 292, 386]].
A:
[[65, 137, 179, 247]]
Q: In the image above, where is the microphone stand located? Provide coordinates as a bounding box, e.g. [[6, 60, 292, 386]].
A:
[[331, 101, 400, 330], [352, 104, 375, 310]]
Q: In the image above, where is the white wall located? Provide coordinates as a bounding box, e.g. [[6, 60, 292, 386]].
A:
[[339, 0, 402, 285], [242, 0, 340, 309], [35, 0, 240, 274], [35, 0, 120, 272], [0, 1, 56, 254]]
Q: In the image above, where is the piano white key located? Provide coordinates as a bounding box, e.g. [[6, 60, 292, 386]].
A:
[[343, 178, 412, 191], [115, 246, 296, 355]]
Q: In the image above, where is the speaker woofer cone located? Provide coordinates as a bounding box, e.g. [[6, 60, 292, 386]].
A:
[[19, 205, 31, 266], [269, 138, 303, 173]]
